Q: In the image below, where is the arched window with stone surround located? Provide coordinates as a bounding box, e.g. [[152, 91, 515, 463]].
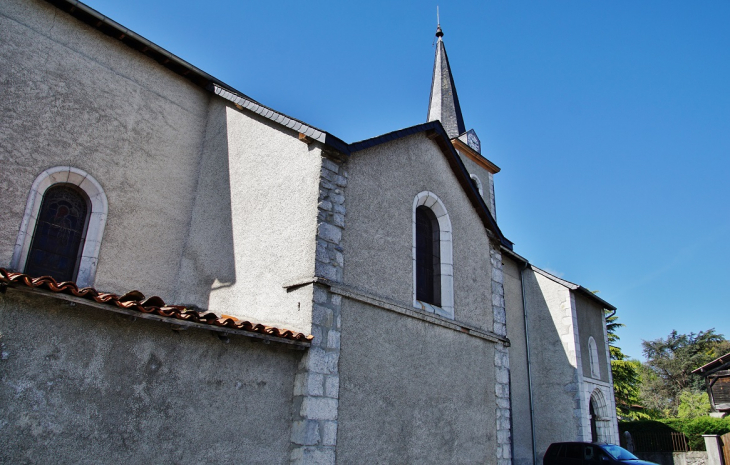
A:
[[24, 184, 90, 282], [11, 167, 108, 287], [415, 206, 440, 306], [588, 336, 601, 379], [412, 191, 454, 319], [469, 173, 484, 198]]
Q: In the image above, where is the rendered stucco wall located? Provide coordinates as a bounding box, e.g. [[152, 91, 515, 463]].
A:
[[523, 269, 582, 460], [336, 298, 496, 464], [575, 293, 620, 443], [458, 153, 496, 217], [503, 256, 535, 465], [0, 0, 210, 298], [342, 134, 493, 331], [575, 293, 609, 384], [1, 0, 321, 334], [174, 102, 321, 333], [0, 291, 300, 464]]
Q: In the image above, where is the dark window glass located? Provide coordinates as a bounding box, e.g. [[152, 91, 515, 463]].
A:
[[546, 444, 562, 459], [25, 185, 89, 282], [566, 444, 582, 459], [415, 206, 440, 306]]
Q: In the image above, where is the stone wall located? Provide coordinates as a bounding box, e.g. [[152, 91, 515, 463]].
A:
[[491, 244, 512, 465], [286, 154, 347, 464], [634, 451, 708, 465]]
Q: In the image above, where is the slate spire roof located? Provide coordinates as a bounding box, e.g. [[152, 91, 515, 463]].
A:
[[427, 24, 466, 139]]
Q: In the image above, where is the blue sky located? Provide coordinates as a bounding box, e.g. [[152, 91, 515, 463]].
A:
[[83, 0, 730, 360]]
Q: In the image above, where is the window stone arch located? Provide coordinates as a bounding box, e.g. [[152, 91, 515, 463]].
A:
[[11, 167, 108, 287], [412, 191, 454, 319], [588, 336, 601, 379], [469, 173, 484, 198]]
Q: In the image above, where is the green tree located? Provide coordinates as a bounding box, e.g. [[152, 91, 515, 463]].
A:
[[637, 362, 670, 418], [677, 390, 711, 419], [641, 329, 729, 416], [613, 358, 647, 419], [605, 310, 644, 419]]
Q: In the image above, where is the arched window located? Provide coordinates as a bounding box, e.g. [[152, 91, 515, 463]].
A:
[[11, 167, 108, 287], [588, 336, 601, 379], [469, 174, 484, 198], [412, 191, 453, 319], [25, 185, 89, 282], [415, 206, 440, 306]]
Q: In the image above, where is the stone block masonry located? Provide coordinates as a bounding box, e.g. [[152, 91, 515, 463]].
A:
[[290, 155, 347, 465], [491, 244, 512, 465]]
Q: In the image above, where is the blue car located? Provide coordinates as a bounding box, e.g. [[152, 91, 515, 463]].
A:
[[543, 442, 658, 465]]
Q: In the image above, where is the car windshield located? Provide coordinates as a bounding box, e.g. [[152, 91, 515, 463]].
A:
[[603, 444, 639, 460]]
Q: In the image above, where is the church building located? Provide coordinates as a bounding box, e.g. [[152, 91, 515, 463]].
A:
[[0, 1, 619, 463]]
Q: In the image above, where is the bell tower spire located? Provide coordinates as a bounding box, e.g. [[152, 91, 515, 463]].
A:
[[427, 19, 466, 139]]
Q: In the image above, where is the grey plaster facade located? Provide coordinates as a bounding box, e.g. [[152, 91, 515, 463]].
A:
[[515, 265, 619, 462], [1, 1, 619, 464], [458, 151, 497, 219], [342, 134, 494, 331], [0, 292, 300, 465], [503, 255, 536, 465], [337, 299, 497, 463]]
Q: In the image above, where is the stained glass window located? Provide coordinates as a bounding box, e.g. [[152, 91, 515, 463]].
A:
[[25, 184, 89, 282]]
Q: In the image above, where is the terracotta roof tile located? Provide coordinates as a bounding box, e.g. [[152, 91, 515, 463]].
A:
[[0, 268, 313, 344]]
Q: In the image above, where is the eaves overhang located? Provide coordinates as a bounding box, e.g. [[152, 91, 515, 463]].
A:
[[44, 0, 509, 248], [348, 121, 513, 250], [693, 352, 730, 376], [212, 86, 349, 154], [451, 138, 501, 174], [44, 0, 349, 155], [530, 265, 617, 311], [500, 247, 617, 311], [0, 268, 313, 348]]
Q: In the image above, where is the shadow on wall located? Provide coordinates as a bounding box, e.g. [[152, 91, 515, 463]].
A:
[[521, 270, 582, 463], [173, 100, 236, 309]]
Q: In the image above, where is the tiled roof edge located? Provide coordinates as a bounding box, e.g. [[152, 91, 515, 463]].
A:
[[0, 268, 313, 345]]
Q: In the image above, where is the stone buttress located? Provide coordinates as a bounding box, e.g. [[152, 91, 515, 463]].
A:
[[289, 154, 347, 465]]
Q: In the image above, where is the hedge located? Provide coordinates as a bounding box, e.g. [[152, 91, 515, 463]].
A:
[[619, 417, 730, 451]]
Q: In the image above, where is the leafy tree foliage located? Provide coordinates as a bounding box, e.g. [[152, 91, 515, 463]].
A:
[[613, 359, 647, 419], [677, 390, 711, 419], [640, 329, 729, 416], [605, 310, 644, 419]]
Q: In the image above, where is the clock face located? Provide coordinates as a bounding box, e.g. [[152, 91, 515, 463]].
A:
[[467, 130, 481, 153]]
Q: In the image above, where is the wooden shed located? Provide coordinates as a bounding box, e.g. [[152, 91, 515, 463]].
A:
[[693, 352, 730, 416]]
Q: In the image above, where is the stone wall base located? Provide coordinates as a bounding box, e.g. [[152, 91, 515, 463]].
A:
[[634, 451, 708, 465]]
